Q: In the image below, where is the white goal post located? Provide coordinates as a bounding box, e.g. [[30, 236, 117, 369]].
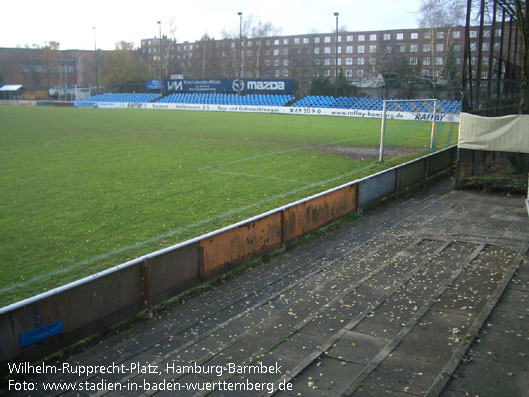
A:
[[379, 99, 438, 162]]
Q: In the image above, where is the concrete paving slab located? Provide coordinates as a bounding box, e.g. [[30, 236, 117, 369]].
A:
[[326, 331, 389, 365], [3, 177, 529, 397]]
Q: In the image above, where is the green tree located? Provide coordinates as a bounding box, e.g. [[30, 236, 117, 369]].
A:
[[102, 41, 146, 92], [309, 76, 334, 96], [336, 68, 354, 97]]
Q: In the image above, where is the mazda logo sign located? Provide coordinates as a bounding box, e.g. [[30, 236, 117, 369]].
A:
[[232, 79, 244, 92]]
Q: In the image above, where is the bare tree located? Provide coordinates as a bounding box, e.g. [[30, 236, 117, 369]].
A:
[[221, 14, 282, 79], [417, 0, 467, 96]]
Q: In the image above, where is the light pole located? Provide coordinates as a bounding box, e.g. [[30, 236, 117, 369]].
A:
[[334, 12, 339, 98], [44, 41, 50, 97], [238, 11, 243, 96], [93, 27, 99, 95], [157, 21, 163, 95]]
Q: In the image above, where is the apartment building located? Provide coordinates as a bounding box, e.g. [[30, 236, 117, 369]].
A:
[[140, 25, 509, 95]]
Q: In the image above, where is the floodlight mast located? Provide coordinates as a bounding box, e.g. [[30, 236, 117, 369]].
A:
[[93, 27, 99, 95], [334, 12, 339, 98], [158, 21, 163, 95], [238, 12, 243, 96]]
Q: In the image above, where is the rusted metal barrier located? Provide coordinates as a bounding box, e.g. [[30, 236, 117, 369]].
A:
[[0, 146, 455, 368]]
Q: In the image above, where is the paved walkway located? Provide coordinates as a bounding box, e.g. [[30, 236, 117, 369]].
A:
[[4, 178, 529, 396]]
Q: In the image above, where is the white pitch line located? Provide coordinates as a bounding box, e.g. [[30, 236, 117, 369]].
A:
[[2, 164, 377, 294], [198, 135, 375, 171], [210, 169, 309, 185]]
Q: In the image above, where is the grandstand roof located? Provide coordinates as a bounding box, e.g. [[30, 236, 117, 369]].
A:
[[0, 84, 23, 91]]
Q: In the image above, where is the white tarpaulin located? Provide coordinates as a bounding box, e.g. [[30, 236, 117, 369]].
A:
[[458, 112, 529, 153]]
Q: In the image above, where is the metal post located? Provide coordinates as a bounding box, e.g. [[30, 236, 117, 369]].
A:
[[45, 43, 50, 97], [334, 12, 339, 98], [142, 258, 153, 319], [158, 21, 163, 95], [238, 11, 243, 96], [93, 27, 99, 96], [462, 0, 473, 111], [430, 100, 437, 149], [379, 100, 387, 162]]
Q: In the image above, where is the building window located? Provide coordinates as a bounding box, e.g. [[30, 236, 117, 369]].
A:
[[264, 59, 271, 66], [423, 57, 430, 65], [435, 56, 443, 65], [283, 48, 288, 55], [385, 45, 392, 53], [470, 43, 477, 51], [410, 57, 418, 65], [337, 58, 342, 65], [314, 47, 320, 54], [274, 59, 279, 66], [358, 45, 365, 53], [369, 45, 376, 53], [411, 32, 419, 40], [283, 69, 289, 77], [396, 33, 404, 40], [303, 37, 309, 44], [436, 43, 444, 52], [370, 34, 376, 41], [294, 38, 300, 44], [481, 71, 488, 79], [369, 57, 376, 65], [384, 33, 391, 40], [283, 38, 289, 45], [410, 44, 418, 52], [337, 46, 342, 54], [314, 59, 320, 65], [346, 69, 352, 77], [314, 37, 320, 44], [346, 46, 353, 53], [346, 57, 353, 65], [337, 35, 342, 42], [424, 31, 431, 39], [324, 70, 330, 76], [469, 30, 477, 38], [324, 36, 331, 43], [358, 34, 365, 41], [347, 35, 353, 41], [324, 58, 331, 65], [274, 39, 279, 45], [275, 70, 280, 77], [453, 30, 461, 39], [357, 57, 364, 65], [399, 45, 406, 52], [482, 42, 489, 51], [422, 69, 430, 77], [324, 47, 331, 54], [283, 59, 289, 67], [436, 31, 445, 39], [357, 69, 364, 77], [423, 44, 431, 52]]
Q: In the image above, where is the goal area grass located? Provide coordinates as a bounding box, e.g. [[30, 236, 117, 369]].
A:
[[0, 106, 457, 306]]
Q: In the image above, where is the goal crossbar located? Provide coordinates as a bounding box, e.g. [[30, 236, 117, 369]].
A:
[[379, 98, 438, 162]]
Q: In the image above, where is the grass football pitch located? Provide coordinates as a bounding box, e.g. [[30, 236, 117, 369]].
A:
[[0, 106, 457, 306]]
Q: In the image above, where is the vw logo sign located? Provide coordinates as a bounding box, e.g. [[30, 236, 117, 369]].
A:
[[232, 79, 244, 92]]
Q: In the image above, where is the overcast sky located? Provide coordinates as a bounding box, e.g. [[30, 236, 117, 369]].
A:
[[2, 0, 422, 51]]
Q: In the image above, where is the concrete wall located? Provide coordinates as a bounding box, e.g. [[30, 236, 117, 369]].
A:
[[0, 147, 456, 369]]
